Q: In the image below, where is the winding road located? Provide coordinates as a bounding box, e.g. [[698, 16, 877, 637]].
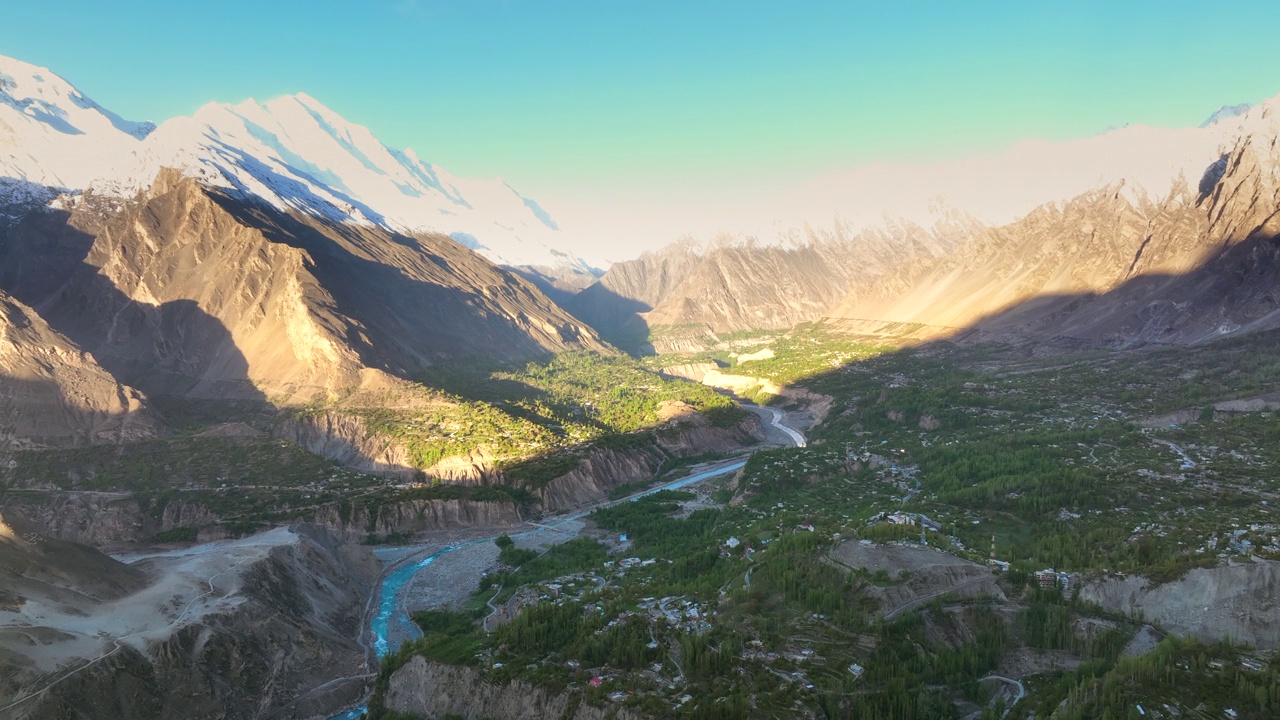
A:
[[882, 576, 992, 621], [759, 406, 807, 447], [1151, 437, 1196, 469], [980, 675, 1026, 717]]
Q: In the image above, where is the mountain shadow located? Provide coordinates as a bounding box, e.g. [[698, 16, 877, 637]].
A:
[[203, 186, 608, 378], [0, 203, 268, 423], [563, 283, 656, 355], [0, 172, 608, 421], [0, 373, 157, 450], [722, 225, 1280, 568]]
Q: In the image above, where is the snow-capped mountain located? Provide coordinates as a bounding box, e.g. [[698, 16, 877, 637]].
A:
[[0, 53, 588, 271], [1200, 102, 1252, 128], [0, 55, 152, 198]]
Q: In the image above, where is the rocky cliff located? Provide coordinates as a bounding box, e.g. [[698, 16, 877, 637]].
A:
[[0, 492, 220, 546], [383, 656, 647, 720], [537, 410, 762, 509], [276, 407, 502, 483], [535, 444, 669, 510], [0, 524, 379, 720], [275, 409, 419, 477], [0, 489, 524, 548], [1078, 560, 1280, 650]]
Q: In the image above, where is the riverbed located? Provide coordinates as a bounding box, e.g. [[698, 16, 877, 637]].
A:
[[326, 405, 803, 719]]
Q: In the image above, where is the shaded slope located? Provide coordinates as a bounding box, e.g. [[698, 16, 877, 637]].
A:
[[0, 171, 606, 405], [0, 290, 157, 448]]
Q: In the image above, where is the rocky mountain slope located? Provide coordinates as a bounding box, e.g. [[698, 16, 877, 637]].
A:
[[0, 521, 378, 720], [825, 98, 1280, 347], [383, 656, 646, 720], [0, 290, 156, 448], [1080, 561, 1280, 651], [567, 217, 973, 352], [0, 170, 606, 406]]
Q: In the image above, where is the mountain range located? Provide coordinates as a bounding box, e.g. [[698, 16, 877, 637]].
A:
[[5, 48, 1280, 440], [0, 54, 591, 274], [572, 97, 1280, 353], [0, 53, 611, 447], [6, 47, 1280, 720]]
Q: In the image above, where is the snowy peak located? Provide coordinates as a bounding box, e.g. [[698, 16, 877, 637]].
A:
[[0, 54, 154, 140], [0, 53, 585, 272], [116, 91, 580, 269], [0, 54, 153, 192], [1200, 102, 1252, 128]]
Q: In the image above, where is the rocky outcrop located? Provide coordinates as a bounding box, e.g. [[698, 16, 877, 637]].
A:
[[0, 291, 158, 448], [536, 412, 763, 510], [277, 403, 500, 483], [275, 410, 418, 477], [1078, 560, 1280, 650], [1, 525, 379, 720], [654, 410, 763, 455], [309, 497, 524, 543], [657, 362, 721, 383], [536, 445, 668, 510], [384, 656, 647, 720], [423, 447, 499, 483]]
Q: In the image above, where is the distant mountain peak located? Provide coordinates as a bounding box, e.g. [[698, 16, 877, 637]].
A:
[[1200, 103, 1252, 128]]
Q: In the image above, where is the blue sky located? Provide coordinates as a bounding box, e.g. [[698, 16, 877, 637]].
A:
[[10, 2, 1280, 188], [4, 1, 1279, 224]]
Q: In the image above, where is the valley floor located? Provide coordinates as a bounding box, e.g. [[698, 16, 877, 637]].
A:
[[363, 325, 1280, 720]]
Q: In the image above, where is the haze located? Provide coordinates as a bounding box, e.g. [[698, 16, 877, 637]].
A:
[[4, 1, 1279, 263]]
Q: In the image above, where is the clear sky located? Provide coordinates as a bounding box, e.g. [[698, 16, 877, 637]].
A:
[[4, 1, 1280, 256]]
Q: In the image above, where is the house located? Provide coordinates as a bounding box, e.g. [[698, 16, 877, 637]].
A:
[[1035, 569, 1059, 588], [589, 676, 603, 687], [726, 536, 741, 549]]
